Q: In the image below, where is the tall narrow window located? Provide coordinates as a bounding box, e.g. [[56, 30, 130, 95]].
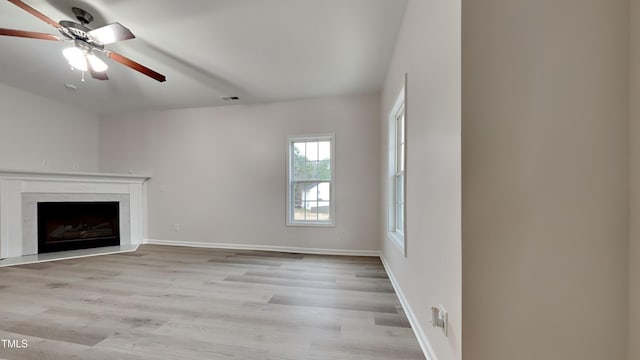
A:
[[287, 134, 335, 226], [394, 104, 405, 234], [388, 76, 406, 252]]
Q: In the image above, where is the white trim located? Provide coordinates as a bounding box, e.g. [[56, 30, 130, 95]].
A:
[[0, 168, 150, 183], [144, 239, 380, 257], [0, 244, 139, 268], [285, 222, 336, 228], [381, 255, 437, 360], [387, 232, 405, 252], [387, 75, 407, 256]]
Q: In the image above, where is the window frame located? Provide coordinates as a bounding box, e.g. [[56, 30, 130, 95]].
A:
[[394, 103, 405, 234], [286, 134, 336, 227], [387, 75, 407, 254]]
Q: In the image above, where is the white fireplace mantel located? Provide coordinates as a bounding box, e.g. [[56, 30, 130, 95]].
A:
[[0, 168, 150, 261]]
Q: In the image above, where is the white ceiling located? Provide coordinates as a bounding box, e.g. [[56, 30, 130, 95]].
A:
[[0, 0, 407, 115]]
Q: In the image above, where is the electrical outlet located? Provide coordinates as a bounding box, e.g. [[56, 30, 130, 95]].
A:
[[431, 304, 448, 337], [173, 223, 180, 232]]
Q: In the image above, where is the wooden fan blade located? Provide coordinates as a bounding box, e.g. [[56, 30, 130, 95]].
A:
[[88, 22, 135, 45], [7, 0, 60, 28], [0, 28, 61, 41], [106, 51, 166, 82]]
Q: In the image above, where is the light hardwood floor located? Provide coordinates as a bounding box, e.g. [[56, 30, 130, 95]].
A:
[[0, 245, 425, 360]]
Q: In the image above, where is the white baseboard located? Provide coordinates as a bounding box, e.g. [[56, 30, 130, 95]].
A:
[[380, 255, 438, 360], [144, 239, 381, 257]]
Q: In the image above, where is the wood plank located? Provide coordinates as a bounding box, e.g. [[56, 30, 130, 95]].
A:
[[268, 294, 399, 313], [0, 244, 423, 359]]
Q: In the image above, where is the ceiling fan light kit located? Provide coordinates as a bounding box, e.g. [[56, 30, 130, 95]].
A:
[[2, 0, 166, 82], [86, 53, 108, 72], [62, 46, 87, 71]]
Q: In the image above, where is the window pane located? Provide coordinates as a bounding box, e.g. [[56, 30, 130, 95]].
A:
[[304, 183, 317, 201], [395, 174, 404, 232], [294, 142, 306, 157], [318, 160, 331, 180], [293, 142, 307, 180], [319, 141, 331, 160], [309, 161, 319, 180], [306, 141, 319, 161], [294, 159, 306, 180], [305, 202, 318, 221], [317, 182, 330, 201], [292, 182, 332, 223], [318, 201, 330, 221], [396, 111, 405, 174], [303, 162, 314, 180], [293, 182, 308, 208], [396, 201, 404, 232], [293, 140, 332, 181], [294, 207, 306, 221], [400, 113, 405, 143], [400, 143, 405, 172]]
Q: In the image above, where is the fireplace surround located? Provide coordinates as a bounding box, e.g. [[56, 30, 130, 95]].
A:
[[0, 169, 149, 262]]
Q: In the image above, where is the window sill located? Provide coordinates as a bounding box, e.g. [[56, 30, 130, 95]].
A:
[[287, 221, 335, 228]]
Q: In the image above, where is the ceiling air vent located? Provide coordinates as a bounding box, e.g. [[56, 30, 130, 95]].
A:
[[220, 96, 240, 101]]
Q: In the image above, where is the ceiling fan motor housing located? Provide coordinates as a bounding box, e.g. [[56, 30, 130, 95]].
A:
[[58, 20, 104, 50], [71, 7, 93, 25]]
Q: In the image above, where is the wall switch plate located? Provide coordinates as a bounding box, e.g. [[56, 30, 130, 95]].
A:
[[173, 223, 180, 232], [431, 304, 448, 337]]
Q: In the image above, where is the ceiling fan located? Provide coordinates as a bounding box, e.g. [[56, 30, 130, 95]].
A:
[[0, 0, 166, 82]]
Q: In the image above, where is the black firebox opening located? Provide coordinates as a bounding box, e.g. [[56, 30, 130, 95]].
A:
[[37, 202, 120, 254]]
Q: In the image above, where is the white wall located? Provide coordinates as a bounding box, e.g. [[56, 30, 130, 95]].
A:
[[0, 83, 98, 171], [463, 1, 629, 360], [630, 1, 640, 358], [380, 0, 462, 359], [99, 94, 380, 253]]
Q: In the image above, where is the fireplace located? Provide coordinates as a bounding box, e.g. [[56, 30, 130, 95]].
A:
[[37, 202, 120, 254]]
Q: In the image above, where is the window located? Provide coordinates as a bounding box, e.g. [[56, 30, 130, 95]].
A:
[[287, 134, 335, 226], [394, 103, 405, 234], [388, 77, 406, 252]]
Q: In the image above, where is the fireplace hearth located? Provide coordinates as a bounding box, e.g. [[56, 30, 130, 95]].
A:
[[37, 202, 120, 254]]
